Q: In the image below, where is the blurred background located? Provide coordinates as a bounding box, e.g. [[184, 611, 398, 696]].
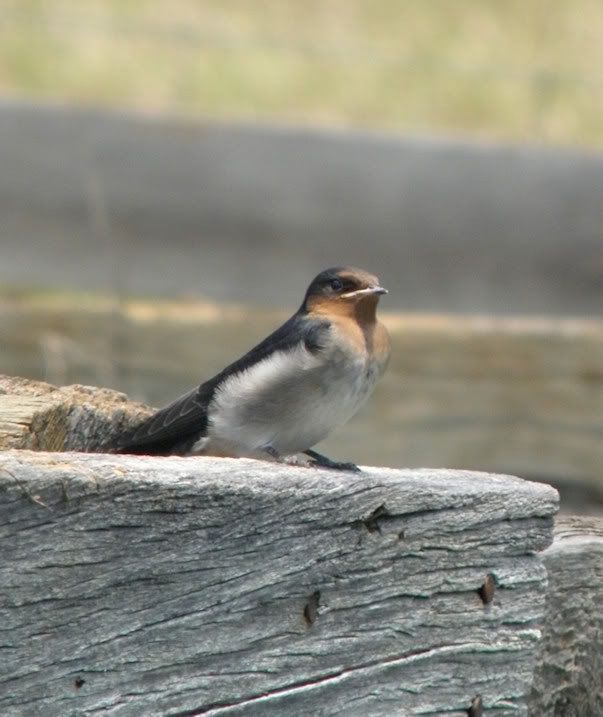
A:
[[0, 1, 601, 511]]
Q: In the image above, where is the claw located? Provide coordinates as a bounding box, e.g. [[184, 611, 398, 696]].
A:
[[304, 449, 361, 473]]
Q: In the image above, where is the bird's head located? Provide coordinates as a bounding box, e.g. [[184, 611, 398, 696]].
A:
[[302, 267, 387, 317]]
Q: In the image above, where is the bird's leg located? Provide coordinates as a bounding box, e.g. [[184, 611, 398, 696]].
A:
[[304, 449, 360, 473], [262, 446, 281, 461], [260, 445, 307, 468]]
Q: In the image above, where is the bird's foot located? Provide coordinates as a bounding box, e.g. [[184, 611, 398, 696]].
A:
[[263, 448, 312, 469], [304, 449, 361, 473], [261, 446, 282, 462]]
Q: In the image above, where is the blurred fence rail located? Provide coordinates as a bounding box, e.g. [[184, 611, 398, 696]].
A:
[[0, 100, 602, 315]]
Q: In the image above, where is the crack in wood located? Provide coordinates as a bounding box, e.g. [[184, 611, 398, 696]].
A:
[[168, 642, 521, 716]]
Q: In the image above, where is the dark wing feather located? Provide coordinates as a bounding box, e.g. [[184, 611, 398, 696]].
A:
[[115, 312, 330, 455], [115, 386, 210, 455]]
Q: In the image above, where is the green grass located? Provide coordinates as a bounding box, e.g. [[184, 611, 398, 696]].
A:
[[1, 0, 602, 146]]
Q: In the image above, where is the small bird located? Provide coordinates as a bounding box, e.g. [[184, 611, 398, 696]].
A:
[[115, 267, 390, 471]]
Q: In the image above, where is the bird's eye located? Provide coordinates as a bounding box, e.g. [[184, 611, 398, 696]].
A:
[[329, 278, 343, 292]]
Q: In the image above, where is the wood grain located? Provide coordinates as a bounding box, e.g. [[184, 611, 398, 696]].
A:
[[0, 450, 558, 716], [529, 514, 603, 716], [0, 375, 151, 452]]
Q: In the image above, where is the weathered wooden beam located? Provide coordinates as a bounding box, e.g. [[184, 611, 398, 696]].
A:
[[529, 515, 603, 717], [0, 375, 150, 452], [0, 449, 557, 716]]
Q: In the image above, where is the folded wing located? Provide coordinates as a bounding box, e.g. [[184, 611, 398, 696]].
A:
[[114, 314, 330, 455]]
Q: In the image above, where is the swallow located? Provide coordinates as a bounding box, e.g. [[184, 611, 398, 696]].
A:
[[115, 267, 390, 471]]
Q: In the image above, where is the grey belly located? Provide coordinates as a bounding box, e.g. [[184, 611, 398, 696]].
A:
[[203, 348, 379, 457]]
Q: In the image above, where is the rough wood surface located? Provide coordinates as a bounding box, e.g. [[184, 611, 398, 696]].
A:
[[529, 515, 603, 717], [0, 375, 151, 452], [0, 450, 557, 716]]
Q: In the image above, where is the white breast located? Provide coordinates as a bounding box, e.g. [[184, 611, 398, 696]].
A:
[[199, 327, 385, 458]]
